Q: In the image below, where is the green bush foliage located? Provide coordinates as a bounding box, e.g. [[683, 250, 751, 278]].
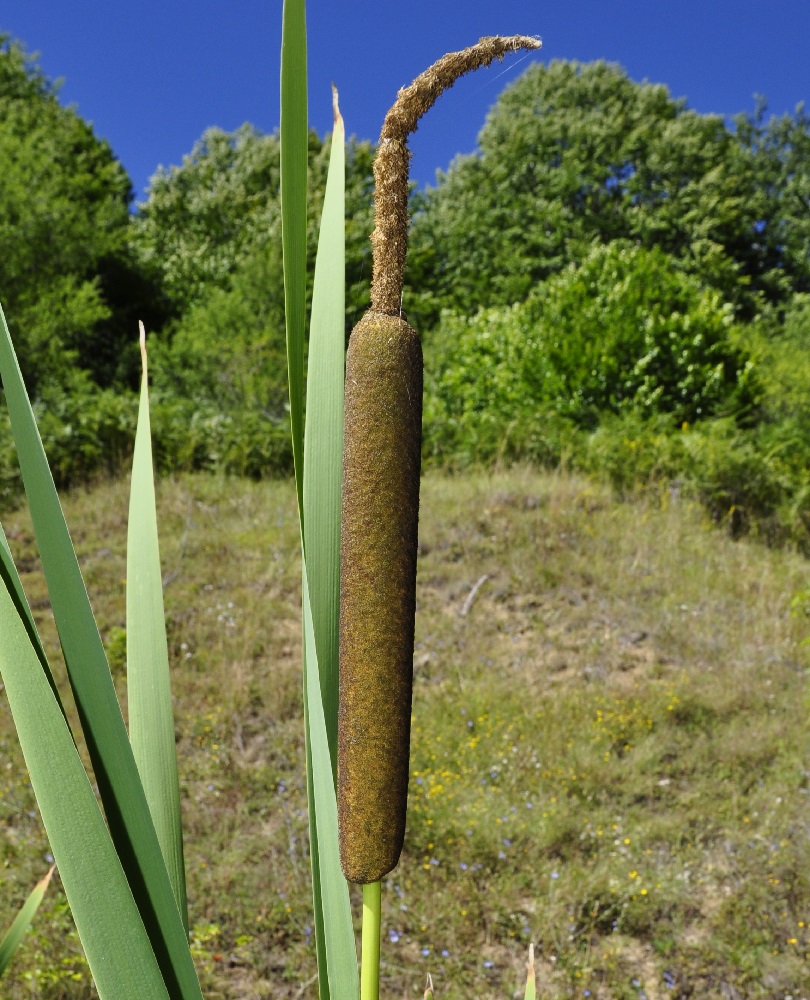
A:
[[148, 248, 288, 419], [423, 302, 577, 467], [150, 397, 291, 480], [130, 124, 375, 332], [425, 241, 755, 456], [580, 414, 810, 548], [0, 380, 292, 503]]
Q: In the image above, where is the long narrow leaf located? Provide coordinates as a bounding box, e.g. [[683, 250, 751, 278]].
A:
[[281, 9, 358, 998], [303, 89, 346, 777], [0, 518, 63, 717], [0, 580, 171, 1000], [281, 5, 332, 1000], [301, 89, 359, 1000], [302, 682, 330, 999], [0, 304, 202, 1000], [281, 0, 308, 518], [303, 561, 359, 1000], [0, 866, 53, 977], [127, 325, 188, 930]]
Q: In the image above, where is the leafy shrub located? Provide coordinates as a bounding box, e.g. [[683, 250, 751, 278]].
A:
[[424, 272, 810, 550], [0, 380, 136, 503], [579, 412, 688, 493], [34, 384, 138, 486], [425, 241, 756, 467], [423, 304, 579, 467], [522, 241, 757, 425], [149, 396, 292, 480], [140, 245, 293, 481], [741, 293, 810, 427], [0, 378, 292, 506]]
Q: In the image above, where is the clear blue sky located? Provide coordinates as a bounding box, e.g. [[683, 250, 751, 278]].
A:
[[2, 1, 808, 206]]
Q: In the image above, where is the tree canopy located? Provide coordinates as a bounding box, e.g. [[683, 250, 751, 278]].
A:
[[408, 60, 809, 327], [131, 124, 376, 331], [0, 36, 139, 393], [734, 102, 810, 303]]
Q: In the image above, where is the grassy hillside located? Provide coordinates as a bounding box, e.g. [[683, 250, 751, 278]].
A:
[[0, 468, 808, 999]]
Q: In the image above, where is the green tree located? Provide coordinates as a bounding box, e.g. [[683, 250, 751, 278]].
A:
[[0, 36, 137, 394], [734, 102, 810, 304], [131, 124, 375, 333], [131, 124, 284, 312], [410, 60, 791, 328]]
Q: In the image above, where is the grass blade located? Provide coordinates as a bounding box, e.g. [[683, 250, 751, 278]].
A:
[[0, 866, 53, 977], [0, 304, 202, 1000], [281, 0, 308, 517], [127, 325, 188, 930], [0, 579, 171, 1000]]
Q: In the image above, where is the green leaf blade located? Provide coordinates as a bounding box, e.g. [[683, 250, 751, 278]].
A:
[[281, 20, 358, 993], [0, 579, 170, 1000], [299, 92, 358, 1000], [127, 330, 188, 931], [303, 95, 346, 777], [281, 0, 308, 518], [524, 943, 536, 1000], [0, 515, 63, 713], [0, 304, 202, 1000], [303, 562, 360, 1000]]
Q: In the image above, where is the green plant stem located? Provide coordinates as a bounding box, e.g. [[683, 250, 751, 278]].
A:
[[360, 881, 382, 1000]]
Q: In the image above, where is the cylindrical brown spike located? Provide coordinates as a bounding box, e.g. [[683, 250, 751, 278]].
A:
[[337, 34, 541, 886], [338, 311, 423, 884]]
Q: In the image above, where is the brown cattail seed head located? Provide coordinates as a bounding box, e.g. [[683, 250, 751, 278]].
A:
[[338, 34, 540, 885], [338, 311, 423, 883]]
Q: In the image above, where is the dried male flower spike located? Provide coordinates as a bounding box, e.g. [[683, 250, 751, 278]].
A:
[[338, 34, 541, 885]]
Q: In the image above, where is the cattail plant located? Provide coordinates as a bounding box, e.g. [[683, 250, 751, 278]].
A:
[[336, 33, 540, 998], [280, 8, 542, 994]]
